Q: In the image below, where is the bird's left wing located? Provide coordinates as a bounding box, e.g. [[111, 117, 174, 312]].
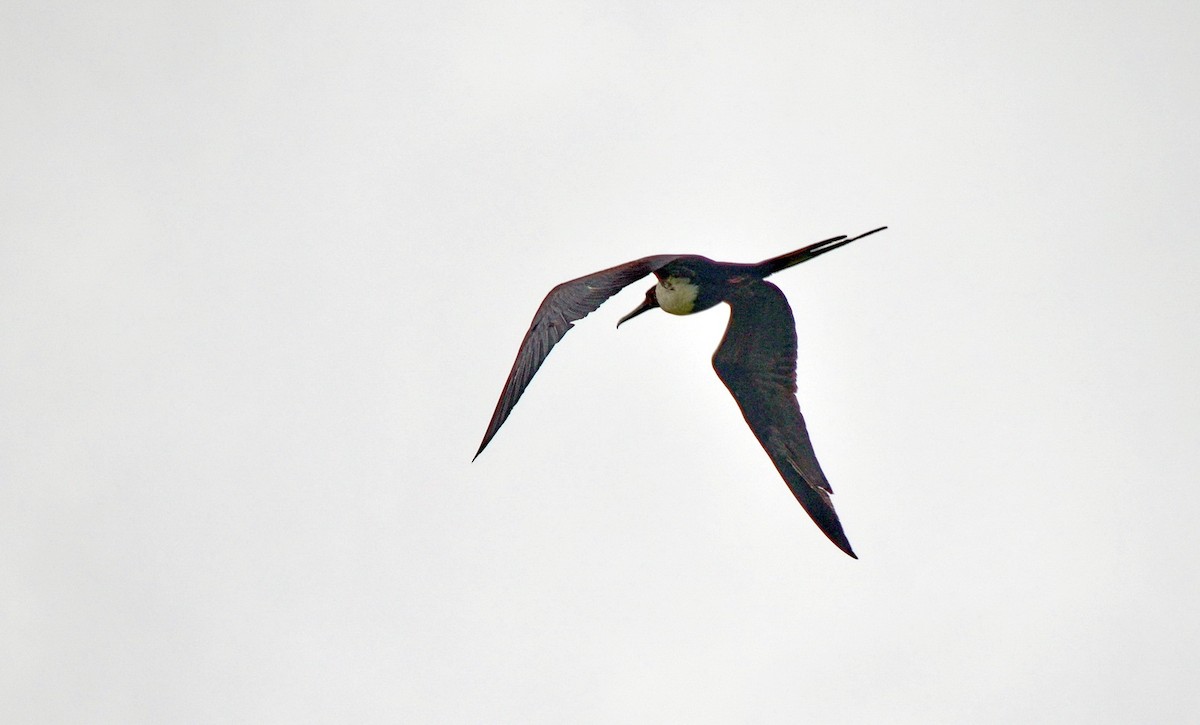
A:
[[711, 279, 857, 557], [474, 255, 679, 459]]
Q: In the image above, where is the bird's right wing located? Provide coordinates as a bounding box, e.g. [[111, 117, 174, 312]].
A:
[[474, 255, 679, 459], [711, 279, 857, 557]]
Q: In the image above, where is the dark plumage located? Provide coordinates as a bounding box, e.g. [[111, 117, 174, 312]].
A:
[[475, 226, 886, 557]]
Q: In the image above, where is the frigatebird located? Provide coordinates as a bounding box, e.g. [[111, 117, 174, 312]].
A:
[[474, 226, 886, 557]]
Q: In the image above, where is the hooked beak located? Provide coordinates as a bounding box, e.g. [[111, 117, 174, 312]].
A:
[[617, 288, 659, 328]]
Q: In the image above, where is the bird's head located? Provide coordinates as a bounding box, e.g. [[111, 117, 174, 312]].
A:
[[616, 286, 660, 328]]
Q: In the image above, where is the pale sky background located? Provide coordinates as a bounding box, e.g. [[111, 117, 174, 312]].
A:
[[3, 2, 1199, 723]]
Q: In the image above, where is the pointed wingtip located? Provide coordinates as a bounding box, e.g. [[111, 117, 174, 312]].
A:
[[818, 511, 858, 559], [831, 533, 858, 559]]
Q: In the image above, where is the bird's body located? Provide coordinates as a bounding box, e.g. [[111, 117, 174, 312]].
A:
[[653, 274, 703, 315], [475, 226, 886, 557]]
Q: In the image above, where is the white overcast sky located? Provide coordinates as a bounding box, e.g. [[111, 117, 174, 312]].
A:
[[3, 2, 1199, 723]]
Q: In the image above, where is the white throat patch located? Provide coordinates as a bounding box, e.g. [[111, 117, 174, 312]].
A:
[[656, 276, 699, 315]]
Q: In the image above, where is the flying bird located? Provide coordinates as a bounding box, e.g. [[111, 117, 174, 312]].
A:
[[474, 226, 886, 557]]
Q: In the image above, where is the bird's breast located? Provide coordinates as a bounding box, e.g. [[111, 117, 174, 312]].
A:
[[656, 276, 700, 315]]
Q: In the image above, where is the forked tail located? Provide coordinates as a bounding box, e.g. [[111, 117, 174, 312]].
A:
[[756, 226, 887, 277]]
